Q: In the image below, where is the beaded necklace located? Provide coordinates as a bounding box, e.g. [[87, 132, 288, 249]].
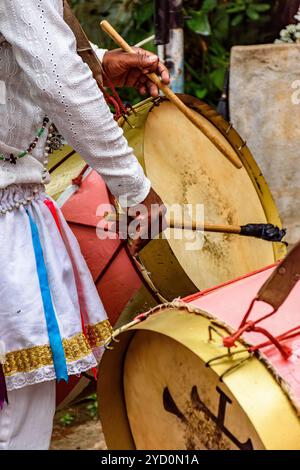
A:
[[0, 117, 62, 214], [0, 116, 50, 164]]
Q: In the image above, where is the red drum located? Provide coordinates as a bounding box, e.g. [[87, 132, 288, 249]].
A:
[[47, 161, 142, 408], [57, 169, 141, 326]]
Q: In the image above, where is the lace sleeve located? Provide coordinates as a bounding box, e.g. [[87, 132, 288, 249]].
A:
[[0, 0, 151, 206]]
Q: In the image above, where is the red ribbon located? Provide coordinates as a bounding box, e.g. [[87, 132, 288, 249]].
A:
[[44, 199, 97, 380], [44, 199, 62, 235]]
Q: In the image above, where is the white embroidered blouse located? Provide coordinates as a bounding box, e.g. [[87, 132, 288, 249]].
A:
[[0, 0, 151, 206]]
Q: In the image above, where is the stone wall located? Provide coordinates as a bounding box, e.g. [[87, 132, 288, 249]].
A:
[[230, 43, 300, 244]]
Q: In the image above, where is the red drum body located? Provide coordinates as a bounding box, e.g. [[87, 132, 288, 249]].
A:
[[57, 169, 141, 326], [47, 164, 142, 408]]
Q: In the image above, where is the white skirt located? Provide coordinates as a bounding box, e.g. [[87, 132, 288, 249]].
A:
[[0, 183, 111, 391]]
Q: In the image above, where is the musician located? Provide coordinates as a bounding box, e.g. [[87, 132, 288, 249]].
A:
[[0, 0, 169, 450]]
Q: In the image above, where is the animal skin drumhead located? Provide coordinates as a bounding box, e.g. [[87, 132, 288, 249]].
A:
[[123, 330, 264, 450], [100, 307, 300, 450], [143, 100, 275, 289]]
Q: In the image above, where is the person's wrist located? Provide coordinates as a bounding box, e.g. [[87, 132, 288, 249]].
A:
[[118, 178, 152, 210], [101, 50, 109, 68], [101, 50, 118, 86], [101, 51, 109, 84], [90, 42, 108, 64]]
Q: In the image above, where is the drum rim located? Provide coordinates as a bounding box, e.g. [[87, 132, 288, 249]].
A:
[[98, 306, 300, 450]]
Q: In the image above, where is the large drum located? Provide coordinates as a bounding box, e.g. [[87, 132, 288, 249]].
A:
[[98, 257, 300, 450], [46, 95, 285, 407], [118, 95, 285, 303]]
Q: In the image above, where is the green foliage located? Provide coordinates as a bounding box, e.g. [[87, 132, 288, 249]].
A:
[[70, 0, 155, 49], [59, 412, 75, 426], [86, 393, 98, 419], [71, 0, 274, 106], [185, 0, 272, 103]]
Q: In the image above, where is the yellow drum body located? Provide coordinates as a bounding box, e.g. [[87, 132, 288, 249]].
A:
[[98, 307, 300, 450], [46, 146, 87, 201]]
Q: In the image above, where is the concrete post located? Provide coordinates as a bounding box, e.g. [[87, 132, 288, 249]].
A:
[[230, 44, 300, 244]]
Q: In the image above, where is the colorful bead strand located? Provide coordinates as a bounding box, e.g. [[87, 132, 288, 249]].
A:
[[0, 116, 49, 164]]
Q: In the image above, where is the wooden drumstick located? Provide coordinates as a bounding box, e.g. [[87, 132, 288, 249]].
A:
[[168, 216, 241, 234], [100, 20, 242, 170], [164, 218, 285, 241], [104, 213, 286, 241], [105, 212, 239, 235]]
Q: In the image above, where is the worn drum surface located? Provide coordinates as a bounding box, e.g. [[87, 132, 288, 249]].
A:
[[98, 264, 300, 450]]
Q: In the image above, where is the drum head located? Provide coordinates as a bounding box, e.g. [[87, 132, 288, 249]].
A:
[[99, 308, 300, 450], [141, 99, 281, 290], [124, 330, 263, 450]]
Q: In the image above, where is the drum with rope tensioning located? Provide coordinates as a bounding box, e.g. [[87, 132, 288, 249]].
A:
[[98, 241, 300, 450]]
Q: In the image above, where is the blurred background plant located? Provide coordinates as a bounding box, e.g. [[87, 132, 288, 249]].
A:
[[275, 7, 300, 43], [57, 394, 98, 428], [59, 412, 75, 426], [86, 393, 99, 419], [70, 0, 299, 106]]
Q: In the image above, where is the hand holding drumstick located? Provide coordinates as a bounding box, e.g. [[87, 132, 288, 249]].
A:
[[100, 20, 242, 170]]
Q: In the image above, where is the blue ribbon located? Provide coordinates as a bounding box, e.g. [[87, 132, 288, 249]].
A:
[[27, 210, 68, 383]]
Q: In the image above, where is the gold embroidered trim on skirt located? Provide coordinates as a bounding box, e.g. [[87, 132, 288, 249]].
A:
[[3, 320, 112, 377], [85, 320, 113, 349]]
